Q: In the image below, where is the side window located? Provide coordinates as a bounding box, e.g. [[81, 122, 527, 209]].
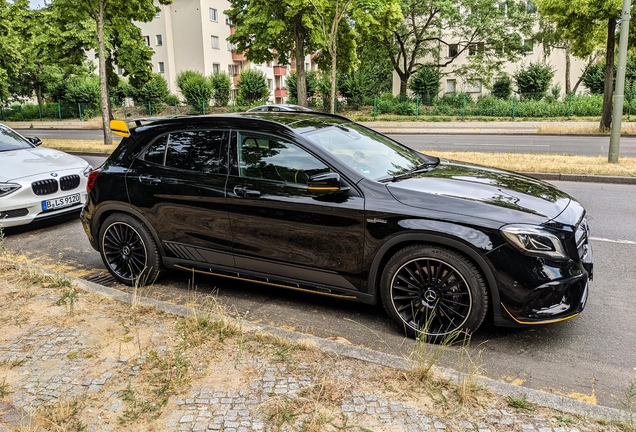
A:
[[165, 130, 227, 174], [238, 133, 329, 184], [143, 135, 168, 165]]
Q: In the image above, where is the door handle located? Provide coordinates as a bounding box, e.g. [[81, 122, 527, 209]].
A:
[[233, 185, 261, 198], [139, 175, 161, 184]]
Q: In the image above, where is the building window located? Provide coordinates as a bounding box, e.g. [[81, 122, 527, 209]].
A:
[[498, 3, 506, 16], [468, 43, 484, 56], [466, 80, 482, 93], [225, 14, 233, 25], [156, 35, 162, 46], [448, 44, 458, 58], [143, 35, 150, 46], [213, 63, 220, 74], [117, 66, 123, 75], [268, 79, 273, 90], [523, 39, 534, 54], [209, 8, 217, 22], [211, 35, 220, 49], [446, 79, 456, 93], [227, 40, 236, 51], [229, 64, 239, 76], [158, 62, 165, 73], [155, 11, 161, 18], [527, 1, 537, 14]]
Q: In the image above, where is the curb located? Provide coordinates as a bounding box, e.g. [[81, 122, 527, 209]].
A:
[[66, 274, 625, 423]]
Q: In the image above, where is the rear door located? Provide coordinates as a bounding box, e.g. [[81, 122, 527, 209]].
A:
[[125, 129, 234, 267]]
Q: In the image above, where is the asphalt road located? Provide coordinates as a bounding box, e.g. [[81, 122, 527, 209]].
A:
[[18, 128, 636, 157], [3, 167, 635, 409]]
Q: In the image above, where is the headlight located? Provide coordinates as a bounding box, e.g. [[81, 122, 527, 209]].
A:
[[0, 183, 21, 197], [500, 224, 568, 259], [83, 165, 93, 177]]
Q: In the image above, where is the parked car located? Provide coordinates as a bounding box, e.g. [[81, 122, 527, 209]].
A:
[[247, 104, 313, 112], [0, 123, 92, 228], [81, 112, 593, 340]]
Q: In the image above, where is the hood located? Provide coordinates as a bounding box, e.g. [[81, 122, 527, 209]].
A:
[[0, 147, 88, 182], [387, 160, 572, 225]]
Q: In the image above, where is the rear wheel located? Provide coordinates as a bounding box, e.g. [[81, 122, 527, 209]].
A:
[[381, 244, 488, 341], [99, 213, 163, 286]]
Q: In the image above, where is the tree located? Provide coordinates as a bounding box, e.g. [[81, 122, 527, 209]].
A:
[[0, 0, 27, 102], [176, 71, 213, 107], [237, 69, 269, 105], [310, 0, 402, 113], [225, 0, 317, 107], [55, 0, 172, 145], [210, 72, 232, 107], [408, 64, 441, 105], [287, 70, 320, 105], [514, 62, 555, 100], [535, 0, 628, 130], [376, 0, 535, 97]]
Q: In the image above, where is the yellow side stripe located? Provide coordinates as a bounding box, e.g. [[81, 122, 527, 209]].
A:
[[501, 302, 578, 325]]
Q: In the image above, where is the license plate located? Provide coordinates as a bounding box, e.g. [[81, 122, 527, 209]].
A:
[[42, 193, 81, 211]]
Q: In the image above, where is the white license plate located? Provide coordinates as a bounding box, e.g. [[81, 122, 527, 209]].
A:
[[42, 193, 81, 211]]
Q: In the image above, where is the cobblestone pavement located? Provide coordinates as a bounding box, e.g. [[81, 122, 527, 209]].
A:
[[0, 272, 625, 431]]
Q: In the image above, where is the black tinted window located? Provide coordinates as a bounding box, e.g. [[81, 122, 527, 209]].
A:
[[166, 130, 227, 173], [238, 133, 329, 184], [143, 135, 168, 165]]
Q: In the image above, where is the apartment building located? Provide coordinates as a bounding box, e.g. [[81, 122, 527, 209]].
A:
[[130, 0, 310, 104]]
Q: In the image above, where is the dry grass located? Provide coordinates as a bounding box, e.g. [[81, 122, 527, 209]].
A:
[[538, 123, 636, 135], [41, 138, 117, 154], [426, 151, 636, 177]]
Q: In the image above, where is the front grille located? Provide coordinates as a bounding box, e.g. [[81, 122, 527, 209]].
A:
[[60, 174, 80, 191], [575, 217, 590, 260], [0, 208, 28, 219], [31, 179, 58, 196]]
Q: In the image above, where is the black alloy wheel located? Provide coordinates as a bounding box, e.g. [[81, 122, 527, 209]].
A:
[[381, 244, 488, 341], [99, 213, 163, 285]]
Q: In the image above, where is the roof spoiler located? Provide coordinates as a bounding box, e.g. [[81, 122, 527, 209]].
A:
[[110, 116, 185, 138]]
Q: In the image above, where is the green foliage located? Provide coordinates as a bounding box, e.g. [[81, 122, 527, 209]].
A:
[[209, 72, 232, 107], [492, 76, 512, 99], [514, 62, 555, 100], [287, 71, 320, 105], [340, 70, 376, 109], [316, 75, 332, 111], [394, 101, 416, 115], [408, 64, 441, 105], [132, 74, 169, 105], [164, 93, 180, 105], [63, 75, 100, 105], [237, 69, 269, 105], [111, 80, 133, 105], [176, 70, 213, 107], [581, 63, 605, 95]]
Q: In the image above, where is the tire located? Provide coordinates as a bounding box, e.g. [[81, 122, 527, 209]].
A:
[[98, 213, 163, 286], [380, 244, 488, 342]]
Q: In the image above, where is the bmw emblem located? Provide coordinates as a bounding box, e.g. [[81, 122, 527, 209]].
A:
[[50, 172, 58, 177]]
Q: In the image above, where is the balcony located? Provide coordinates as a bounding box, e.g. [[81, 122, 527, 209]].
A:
[[232, 51, 245, 61], [274, 88, 288, 98], [233, 75, 239, 85], [273, 66, 287, 76]]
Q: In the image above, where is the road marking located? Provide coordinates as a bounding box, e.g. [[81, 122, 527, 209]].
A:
[[590, 236, 636, 245], [452, 143, 551, 147]]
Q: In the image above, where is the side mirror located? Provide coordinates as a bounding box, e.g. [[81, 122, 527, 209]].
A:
[[26, 136, 42, 146], [307, 172, 350, 194]]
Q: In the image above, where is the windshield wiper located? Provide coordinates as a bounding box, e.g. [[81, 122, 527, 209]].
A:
[[377, 160, 439, 183]]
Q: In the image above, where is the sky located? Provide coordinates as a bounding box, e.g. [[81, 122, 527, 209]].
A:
[[29, 0, 46, 9]]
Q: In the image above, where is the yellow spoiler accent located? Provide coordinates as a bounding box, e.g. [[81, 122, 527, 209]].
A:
[[110, 120, 130, 138]]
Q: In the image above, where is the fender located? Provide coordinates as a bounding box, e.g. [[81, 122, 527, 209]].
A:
[[366, 232, 503, 322]]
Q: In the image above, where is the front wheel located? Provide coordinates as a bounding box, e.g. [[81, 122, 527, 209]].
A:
[[381, 244, 488, 341], [98, 213, 163, 286]]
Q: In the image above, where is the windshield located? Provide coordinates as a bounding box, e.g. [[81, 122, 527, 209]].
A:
[[303, 123, 437, 180], [0, 126, 33, 152]]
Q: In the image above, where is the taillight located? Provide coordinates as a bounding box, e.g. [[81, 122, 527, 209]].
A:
[[86, 169, 101, 193]]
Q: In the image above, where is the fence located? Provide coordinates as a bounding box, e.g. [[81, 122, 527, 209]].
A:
[[2, 92, 636, 122]]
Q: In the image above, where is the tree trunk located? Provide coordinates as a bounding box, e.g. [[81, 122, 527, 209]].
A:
[[96, 0, 112, 145], [294, 14, 307, 107], [399, 76, 408, 98], [600, 17, 616, 131], [565, 47, 571, 95], [36, 85, 43, 112], [330, 42, 337, 114]]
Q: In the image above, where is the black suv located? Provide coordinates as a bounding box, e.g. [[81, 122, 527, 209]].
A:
[[81, 113, 593, 340]]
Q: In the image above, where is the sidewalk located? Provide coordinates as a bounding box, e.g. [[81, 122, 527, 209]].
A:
[[0, 259, 629, 432], [2, 119, 622, 135]]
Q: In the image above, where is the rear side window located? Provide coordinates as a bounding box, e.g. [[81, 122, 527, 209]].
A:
[[140, 130, 227, 174]]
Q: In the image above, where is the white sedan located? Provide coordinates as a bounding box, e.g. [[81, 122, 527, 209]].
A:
[[0, 124, 92, 228]]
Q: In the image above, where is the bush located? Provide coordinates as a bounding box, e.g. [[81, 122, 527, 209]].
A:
[[581, 63, 605, 95], [394, 101, 416, 116], [287, 70, 320, 105], [408, 64, 441, 105], [133, 73, 169, 106], [514, 62, 555, 101], [377, 99, 394, 114], [63, 75, 100, 105], [176, 70, 213, 107], [341, 70, 375, 109], [165, 93, 180, 105], [237, 69, 269, 105], [492, 76, 512, 99], [210, 72, 232, 107]]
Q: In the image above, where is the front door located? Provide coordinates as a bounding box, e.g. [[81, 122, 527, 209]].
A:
[[225, 131, 366, 290]]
